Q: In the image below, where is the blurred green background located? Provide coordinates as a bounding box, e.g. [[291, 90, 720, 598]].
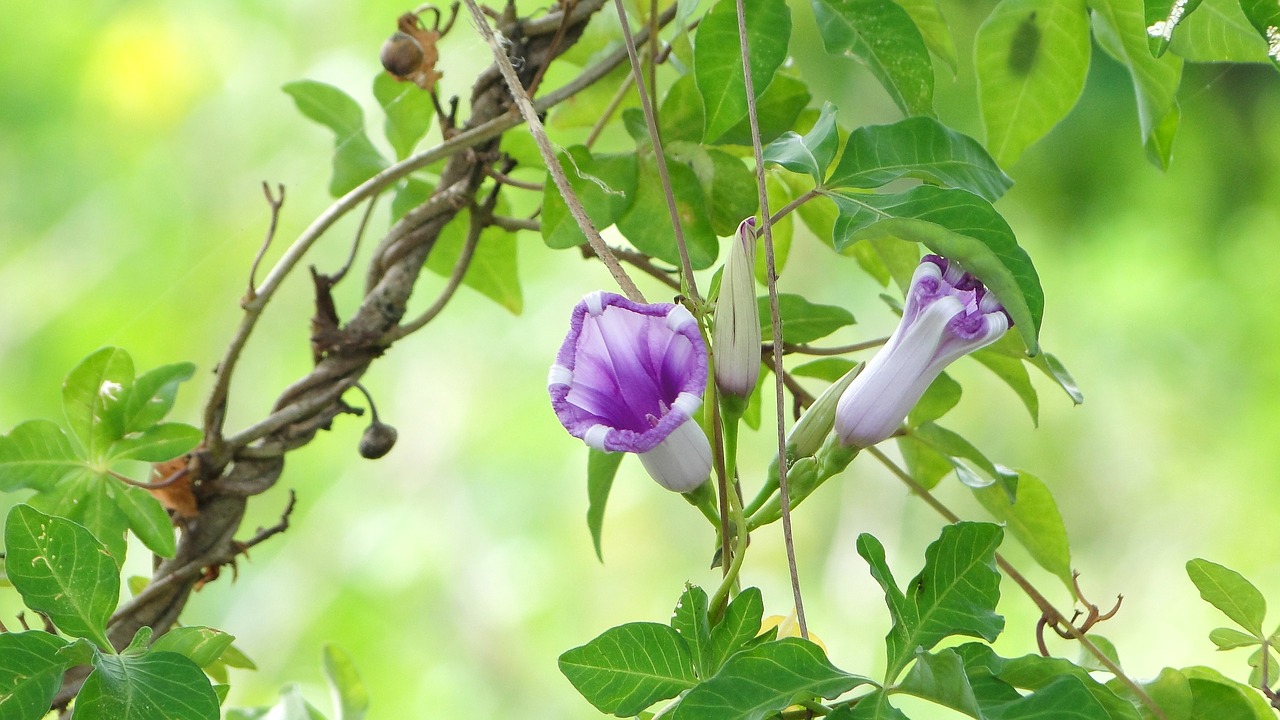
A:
[[2, 0, 1278, 717]]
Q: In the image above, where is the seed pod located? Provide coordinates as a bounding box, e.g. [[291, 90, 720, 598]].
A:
[[381, 31, 425, 78], [359, 421, 398, 459]]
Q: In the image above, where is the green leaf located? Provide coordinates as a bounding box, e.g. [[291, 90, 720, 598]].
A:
[[559, 623, 697, 716], [973, 470, 1072, 585], [976, 0, 1092, 166], [672, 585, 712, 678], [541, 147, 638, 250], [29, 469, 130, 563], [1089, 0, 1183, 169], [282, 80, 389, 197], [1167, 0, 1268, 63], [1239, 0, 1280, 69], [972, 347, 1040, 424], [907, 372, 962, 428], [322, 644, 369, 720], [857, 524, 1005, 681], [895, 648, 982, 718], [0, 420, 82, 493], [827, 117, 1012, 202], [707, 587, 765, 672], [372, 72, 433, 160], [586, 449, 624, 563], [150, 627, 236, 669], [957, 645, 1141, 720], [0, 631, 70, 720], [1182, 666, 1275, 719], [1106, 667, 1192, 720], [1029, 351, 1083, 404], [896, 434, 954, 490], [121, 362, 194, 434], [429, 207, 523, 314], [763, 102, 841, 183], [77, 651, 219, 720], [671, 143, 759, 237], [109, 422, 202, 463], [115, 485, 176, 558], [671, 638, 872, 720], [390, 178, 433, 222], [1209, 627, 1261, 650], [616, 154, 719, 270], [757, 294, 855, 344], [63, 347, 135, 459], [792, 358, 859, 382], [659, 73, 707, 144], [828, 185, 1044, 353], [810, 0, 935, 116], [713, 73, 812, 147], [694, 0, 792, 143], [1145, 0, 1204, 56], [4, 505, 117, 649], [898, 0, 958, 70], [1186, 559, 1267, 636], [911, 422, 1019, 495]]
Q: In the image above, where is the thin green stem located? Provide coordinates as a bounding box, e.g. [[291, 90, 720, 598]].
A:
[[769, 188, 819, 226], [708, 412, 749, 623]]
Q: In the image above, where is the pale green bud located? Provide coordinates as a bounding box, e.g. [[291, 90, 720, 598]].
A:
[[713, 218, 761, 398]]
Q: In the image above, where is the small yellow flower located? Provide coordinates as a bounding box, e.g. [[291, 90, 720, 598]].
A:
[[759, 607, 827, 652]]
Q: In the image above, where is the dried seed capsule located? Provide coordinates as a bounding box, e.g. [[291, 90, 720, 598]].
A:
[[380, 31, 424, 78], [359, 421, 398, 459]]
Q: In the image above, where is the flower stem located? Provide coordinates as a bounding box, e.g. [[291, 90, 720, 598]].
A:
[[709, 409, 749, 623]]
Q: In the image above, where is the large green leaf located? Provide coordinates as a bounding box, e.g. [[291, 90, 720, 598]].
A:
[[895, 0, 959, 70], [1182, 666, 1275, 719], [706, 587, 765, 673], [694, 0, 792, 143], [827, 117, 1012, 202], [1089, 0, 1183, 169], [4, 505, 117, 649], [372, 72, 433, 160], [0, 631, 69, 720], [586, 449, 624, 563], [758, 294, 855, 344], [0, 420, 81, 492], [108, 422, 202, 463], [895, 648, 982, 718], [972, 346, 1040, 424], [1186, 559, 1267, 636], [559, 623, 697, 716], [429, 206, 523, 314], [975, 0, 1092, 167], [957, 644, 1141, 720], [282, 80, 389, 197], [973, 470, 1072, 585], [810, 0, 935, 116], [714, 74, 813, 147], [541, 147, 638, 250], [1106, 667, 1193, 720], [828, 186, 1044, 353], [1238, 0, 1280, 69], [762, 102, 841, 184], [1165, 0, 1267, 62], [322, 644, 369, 720], [616, 154, 719, 270], [671, 638, 872, 720], [837, 689, 909, 719], [857, 524, 1005, 681], [77, 651, 220, 720], [911, 421, 1018, 494], [671, 143, 760, 236]]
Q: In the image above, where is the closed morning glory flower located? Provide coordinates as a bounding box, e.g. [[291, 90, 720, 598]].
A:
[[549, 291, 713, 492], [835, 255, 1010, 448], [713, 217, 761, 399]]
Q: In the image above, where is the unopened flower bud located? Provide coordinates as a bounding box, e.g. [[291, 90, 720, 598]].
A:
[[713, 217, 762, 399]]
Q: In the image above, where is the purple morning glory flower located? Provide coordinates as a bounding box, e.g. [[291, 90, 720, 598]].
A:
[[549, 291, 712, 492], [835, 255, 1011, 448]]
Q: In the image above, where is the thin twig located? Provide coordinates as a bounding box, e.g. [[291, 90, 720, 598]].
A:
[[866, 447, 1168, 720], [108, 468, 189, 490], [612, 0, 700, 303], [483, 166, 543, 191], [586, 72, 636, 149], [328, 194, 380, 285], [461, 0, 646, 303], [607, 245, 682, 292], [735, 0, 806, 639], [384, 191, 496, 342], [489, 215, 541, 232], [245, 183, 285, 305], [771, 338, 888, 357], [769, 188, 819, 227]]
